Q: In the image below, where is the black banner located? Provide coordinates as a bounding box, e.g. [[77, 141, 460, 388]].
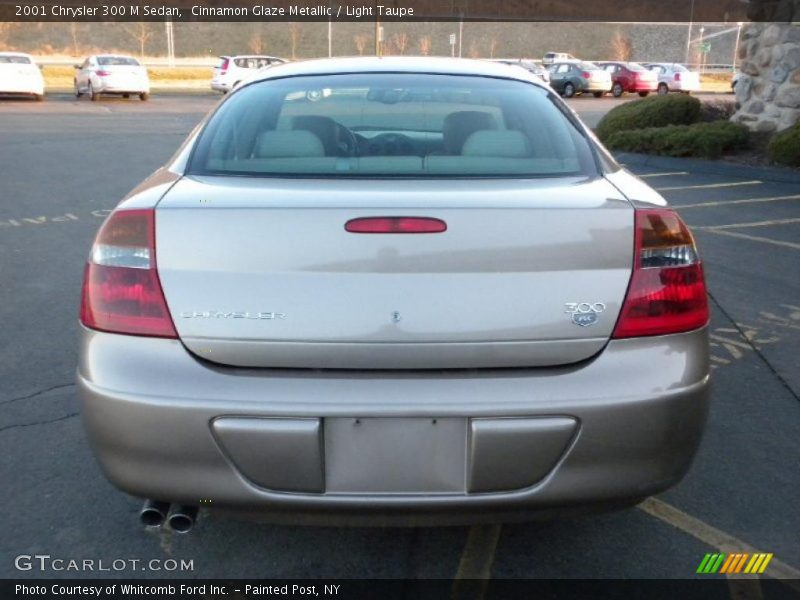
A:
[[4, 579, 800, 600], [0, 0, 761, 23]]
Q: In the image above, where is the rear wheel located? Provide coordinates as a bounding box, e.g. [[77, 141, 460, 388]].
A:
[[563, 82, 575, 98], [612, 82, 623, 98], [139, 92, 149, 101], [592, 91, 603, 98], [123, 93, 130, 99], [74, 80, 83, 98], [638, 91, 650, 97], [89, 83, 99, 102], [657, 83, 669, 95]]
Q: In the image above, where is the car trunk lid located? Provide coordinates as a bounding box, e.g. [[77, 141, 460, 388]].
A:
[[155, 175, 634, 369]]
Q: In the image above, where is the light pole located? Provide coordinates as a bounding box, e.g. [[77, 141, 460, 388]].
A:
[[699, 26, 705, 71], [684, 0, 695, 64], [733, 22, 743, 71]]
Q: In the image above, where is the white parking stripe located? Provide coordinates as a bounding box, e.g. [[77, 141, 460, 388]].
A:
[[638, 171, 690, 178], [656, 180, 762, 192], [698, 229, 800, 250], [696, 218, 800, 230], [677, 194, 800, 209]]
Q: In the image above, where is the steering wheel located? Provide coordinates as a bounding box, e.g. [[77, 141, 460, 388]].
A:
[[367, 133, 416, 156]]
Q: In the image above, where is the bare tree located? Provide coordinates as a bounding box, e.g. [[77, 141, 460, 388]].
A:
[[418, 35, 432, 56], [123, 22, 154, 58], [288, 22, 302, 59], [354, 34, 369, 56], [69, 22, 81, 56], [610, 30, 633, 61], [391, 32, 410, 56], [0, 22, 17, 50], [249, 32, 264, 54], [488, 37, 499, 59]]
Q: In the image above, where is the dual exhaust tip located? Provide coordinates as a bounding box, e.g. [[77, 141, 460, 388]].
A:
[[140, 500, 198, 533]]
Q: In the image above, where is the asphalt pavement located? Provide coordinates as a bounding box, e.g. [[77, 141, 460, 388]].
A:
[[0, 93, 798, 588]]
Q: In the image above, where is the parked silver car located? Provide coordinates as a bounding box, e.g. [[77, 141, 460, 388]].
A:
[[78, 57, 710, 530], [491, 58, 551, 85], [644, 63, 701, 95]]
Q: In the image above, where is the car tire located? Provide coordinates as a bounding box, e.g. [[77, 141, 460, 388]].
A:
[[638, 91, 650, 97], [74, 80, 83, 98], [140, 92, 149, 101], [657, 83, 669, 95], [89, 83, 99, 102], [123, 93, 130, 99], [612, 83, 623, 98], [563, 83, 575, 98], [34, 94, 44, 102], [593, 91, 603, 98]]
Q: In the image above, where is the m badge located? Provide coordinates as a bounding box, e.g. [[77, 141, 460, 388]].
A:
[[564, 302, 606, 327]]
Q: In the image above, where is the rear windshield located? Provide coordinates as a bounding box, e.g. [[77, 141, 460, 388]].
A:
[[578, 62, 599, 70], [0, 56, 32, 64], [188, 73, 596, 178], [672, 64, 690, 72], [234, 57, 274, 69], [627, 63, 647, 71], [98, 56, 139, 66]]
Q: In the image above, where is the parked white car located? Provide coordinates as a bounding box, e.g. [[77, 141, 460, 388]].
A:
[[211, 55, 287, 93], [74, 55, 150, 101], [644, 63, 701, 95], [542, 52, 577, 65], [0, 52, 44, 101]]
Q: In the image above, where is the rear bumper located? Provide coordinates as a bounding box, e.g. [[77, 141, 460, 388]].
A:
[[95, 81, 149, 94], [77, 327, 710, 523], [211, 81, 230, 92], [583, 80, 611, 92]]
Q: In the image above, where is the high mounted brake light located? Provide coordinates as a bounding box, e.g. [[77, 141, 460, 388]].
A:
[[80, 209, 177, 338], [612, 209, 709, 338]]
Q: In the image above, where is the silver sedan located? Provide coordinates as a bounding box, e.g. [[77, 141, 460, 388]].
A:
[[77, 57, 710, 531]]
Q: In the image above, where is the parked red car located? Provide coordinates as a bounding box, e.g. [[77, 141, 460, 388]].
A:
[[597, 62, 658, 97]]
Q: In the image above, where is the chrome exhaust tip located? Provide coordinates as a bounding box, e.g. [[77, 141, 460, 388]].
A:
[[140, 500, 170, 528], [167, 505, 199, 533]]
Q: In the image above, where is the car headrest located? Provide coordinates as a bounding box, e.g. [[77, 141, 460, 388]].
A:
[[442, 111, 498, 154], [461, 130, 532, 158], [254, 130, 325, 158]]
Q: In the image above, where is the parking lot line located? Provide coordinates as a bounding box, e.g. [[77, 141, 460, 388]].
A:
[[696, 218, 800, 230], [638, 171, 690, 178], [639, 498, 800, 590], [451, 523, 503, 597], [696, 229, 800, 250], [656, 181, 763, 192], [677, 195, 800, 209]]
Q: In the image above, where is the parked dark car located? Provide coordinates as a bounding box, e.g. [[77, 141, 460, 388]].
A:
[[597, 61, 658, 97], [547, 61, 612, 98]]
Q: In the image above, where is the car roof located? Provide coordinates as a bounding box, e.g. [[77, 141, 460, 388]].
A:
[[0, 51, 33, 58], [229, 55, 285, 59], [248, 56, 546, 87], [95, 54, 138, 59]]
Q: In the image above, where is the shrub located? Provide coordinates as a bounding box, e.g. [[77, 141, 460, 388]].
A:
[[768, 122, 800, 167], [596, 94, 702, 142], [699, 99, 737, 122], [605, 121, 749, 159]]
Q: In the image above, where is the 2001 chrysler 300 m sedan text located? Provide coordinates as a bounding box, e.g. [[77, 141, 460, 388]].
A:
[[77, 57, 710, 531]]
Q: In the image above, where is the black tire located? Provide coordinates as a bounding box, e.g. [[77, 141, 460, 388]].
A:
[[638, 91, 650, 97], [612, 82, 624, 98], [123, 93, 130, 99], [89, 83, 99, 102], [657, 83, 669, 95], [74, 80, 83, 98], [563, 82, 575, 98], [592, 91, 603, 98], [139, 92, 149, 101]]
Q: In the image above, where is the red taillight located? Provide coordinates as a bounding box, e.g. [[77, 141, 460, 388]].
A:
[[612, 209, 708, 339], [220, 58, 229, 74], [80, 209, 177, 338], [674, 72, 682, 82], [345, 217, 447, 234], [96, 70, 111, 77], [581, 71, 591, 79]]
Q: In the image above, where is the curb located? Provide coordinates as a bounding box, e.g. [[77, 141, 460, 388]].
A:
[[612, 152, 800, 185]]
